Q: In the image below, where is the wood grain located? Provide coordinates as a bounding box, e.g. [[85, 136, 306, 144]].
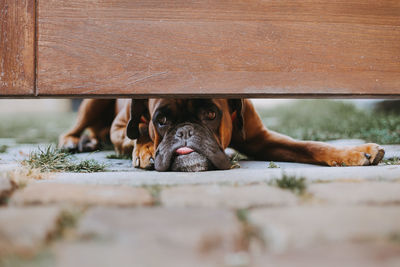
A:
[[0, 0, 35, 96], [37, 0, 400, 97]]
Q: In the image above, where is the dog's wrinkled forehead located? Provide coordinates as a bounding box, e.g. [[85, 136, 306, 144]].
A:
[[148, 99, 223, 119]]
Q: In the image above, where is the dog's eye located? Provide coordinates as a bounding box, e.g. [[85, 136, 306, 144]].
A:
[[157, 116, 167, 126], [206, 110, 216, 120]]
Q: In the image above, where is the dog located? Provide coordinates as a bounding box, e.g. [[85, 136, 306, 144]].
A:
[[59, 99, 385, 171]]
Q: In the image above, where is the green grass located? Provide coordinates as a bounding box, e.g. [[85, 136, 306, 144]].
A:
[[272, 174, 307, 195], [236, 208, 249, 223], [268, 161, 280, 168], [143, 185, 162, 206], [230, 152, 247, 169], [0, 145, 7, 153], [52, 208, 83, 240], [0, 250, 55, 267], [381, 157, 400, 166], [0, 112, 76, 144], [257, 100, 400, 144], [22, 146, 106, 173]]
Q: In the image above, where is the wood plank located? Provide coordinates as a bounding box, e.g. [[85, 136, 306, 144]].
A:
[[0, 0, 35, 96], [37, 0, 400, 97], [39, 0, 400, 26]]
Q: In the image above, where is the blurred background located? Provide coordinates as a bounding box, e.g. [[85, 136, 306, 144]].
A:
[[0, 99, 399, 145]]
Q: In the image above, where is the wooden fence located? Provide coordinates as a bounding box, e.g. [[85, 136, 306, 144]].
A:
[[1, 0, 400, 98]]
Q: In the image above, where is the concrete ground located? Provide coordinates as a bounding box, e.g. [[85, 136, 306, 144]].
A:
[[0, 140, 400, 266]]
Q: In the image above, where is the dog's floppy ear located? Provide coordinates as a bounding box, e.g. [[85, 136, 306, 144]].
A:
[[228, 99, 245, 139], [127, 99, 149, 140]]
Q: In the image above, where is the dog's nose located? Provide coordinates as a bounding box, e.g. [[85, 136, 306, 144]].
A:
[[176, 125, 194, 140]]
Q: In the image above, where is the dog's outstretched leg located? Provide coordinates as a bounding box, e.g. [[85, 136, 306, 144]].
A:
[[231, 100, 385, 166], [59, 99, 115, 152]]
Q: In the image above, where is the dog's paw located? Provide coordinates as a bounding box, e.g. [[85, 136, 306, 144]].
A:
[[78, 135, 100, 153], [330, 143, 385, 166], [354, 143, 385, 165], [58, 135, 80, 152], [133, 140, 155, 170]]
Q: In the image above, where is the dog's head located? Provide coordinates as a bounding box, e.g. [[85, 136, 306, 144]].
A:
[[127, 99, 244, 171]]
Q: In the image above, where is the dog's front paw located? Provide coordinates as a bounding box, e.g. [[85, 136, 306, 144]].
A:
[[58, 134, 101, 153], [58, 135, 80, 152], [77, 135, 100, 153], [133, 139, 155, 170], [353, 143, 385, 165], [329, 143, 385, 166]]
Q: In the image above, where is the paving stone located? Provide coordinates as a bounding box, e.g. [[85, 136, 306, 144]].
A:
[[10, 183, 153, 207], [249, 206, 400, 252], [41, 163, 400, 186], [0, 206, 61, 256], [77, 207, 242, 256], [253, 243, 400, 267], [160, 184, 298, 208], [0, 176, 13, 201], [53, 241, 239, 267], [309, 182, 400, 205]]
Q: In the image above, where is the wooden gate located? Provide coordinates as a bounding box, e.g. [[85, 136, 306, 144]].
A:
[[1, 0, 400, 98]]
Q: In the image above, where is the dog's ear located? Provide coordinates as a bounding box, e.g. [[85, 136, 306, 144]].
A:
[[127, 99, 149, 140], [228, 99, 245, 139]]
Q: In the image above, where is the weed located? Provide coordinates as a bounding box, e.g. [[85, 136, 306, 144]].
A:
[[0, 145, 7, 153], [236, 208, 249, 223], [106, 153, 132, 160], [0, 250, 55, 267], [66, 159, 106, 173], [22, 146, 70, 172], [381, 157, 400, 166], [230, 152, 247, 169], [389, 232, 400, 244], [235, 209, 265, 251], [51, 209, 83, 240], [143, 185, 162, 206], [272, 174, 307, 195], [22, 146, 106, 173], [268, 161, 280, 168]]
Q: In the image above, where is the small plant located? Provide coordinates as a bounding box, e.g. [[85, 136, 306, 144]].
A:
[[389, 232, 400, 244], [106, 153, 132, 160], [235, 208, 265, 250], [22, 145, 106, 173], [52, 209, 83, 240], [0, 145, 8, 153], [273, 174, 307, 195], [230, 152, 247, 169], [236, 208, 249, 223], [381, 157, 400, 166], [65, 159, 106, 173], [143, 185, 162, 206], [268, 161, 280, 168]]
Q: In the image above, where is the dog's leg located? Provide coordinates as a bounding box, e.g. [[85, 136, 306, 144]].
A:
[[110, 101, 135, 155], [59, 99, 114, 152], [133, 136, 155, 170], [232, 100, 385, 166], [242, 130, 384, 166], [110, 100, 154, 169]]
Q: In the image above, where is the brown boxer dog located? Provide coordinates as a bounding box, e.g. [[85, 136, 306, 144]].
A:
[[59, 99, 385, 171]]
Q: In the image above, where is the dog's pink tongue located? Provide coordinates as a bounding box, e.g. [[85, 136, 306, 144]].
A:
[[176, 147, 194, 155]]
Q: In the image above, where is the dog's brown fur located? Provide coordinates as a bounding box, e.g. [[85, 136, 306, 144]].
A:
[[59, 99, 385, 170]]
